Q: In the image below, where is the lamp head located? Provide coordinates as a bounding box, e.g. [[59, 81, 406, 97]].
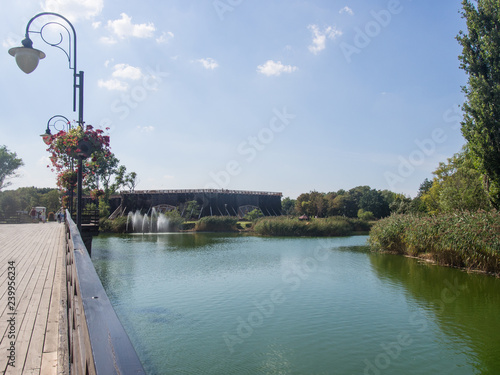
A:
[[40, 128, 52, 145], [8, 37, 46, 74]]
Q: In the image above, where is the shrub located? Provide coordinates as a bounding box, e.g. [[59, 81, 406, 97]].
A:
[[194, 216, 238, 232], [253, 216, 369, 237], [369, 210, 500, 273], [47, 212, 55, 222]]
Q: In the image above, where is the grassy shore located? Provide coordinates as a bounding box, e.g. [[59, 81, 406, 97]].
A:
[[368, 210, 500, 275], [253, 216, 370, 237]]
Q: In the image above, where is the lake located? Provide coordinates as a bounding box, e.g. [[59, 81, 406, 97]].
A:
[[91, 233, 500, 375]]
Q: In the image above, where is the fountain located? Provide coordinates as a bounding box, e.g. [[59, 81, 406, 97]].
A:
[[126, 209, 171, 233]]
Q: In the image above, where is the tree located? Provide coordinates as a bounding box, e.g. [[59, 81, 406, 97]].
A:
[[358, 188, 390, 218], [244, 208, 264, 221], [420, 151, 491, 213], [330, 194, 358, 217], [457, 0, 500, 207], [0, 146, 23, 191], [184, 200, 200, 219], [85, 152, 120, 196], [281, 197, 296, 215], [124, 171, 139, 192]]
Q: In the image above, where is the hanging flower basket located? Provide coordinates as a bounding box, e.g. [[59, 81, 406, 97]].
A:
[[46, 125, 110, 162], [58, 170, 78, 190]]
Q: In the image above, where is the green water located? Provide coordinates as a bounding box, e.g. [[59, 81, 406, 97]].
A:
[[91, 234, 500, 374]]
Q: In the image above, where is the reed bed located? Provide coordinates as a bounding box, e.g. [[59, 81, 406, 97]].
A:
[[369, 210, 500, 274], [194, 216, 238, 232], [253, 216, 370, 237]]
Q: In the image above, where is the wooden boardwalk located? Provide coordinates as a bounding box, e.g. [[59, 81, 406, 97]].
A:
[[0, 223, 67, 375]]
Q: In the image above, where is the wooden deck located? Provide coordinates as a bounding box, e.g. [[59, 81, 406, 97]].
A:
[[0, 223, 67, 375]]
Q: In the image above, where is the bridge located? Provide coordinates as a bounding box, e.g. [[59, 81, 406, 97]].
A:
[[0, 216, 145, 374]]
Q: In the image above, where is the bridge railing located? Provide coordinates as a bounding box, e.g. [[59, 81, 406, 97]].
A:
[[65, 210, 146, 374]]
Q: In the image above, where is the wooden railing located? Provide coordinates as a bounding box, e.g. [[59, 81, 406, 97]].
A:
[[65, 210, 146, 374]]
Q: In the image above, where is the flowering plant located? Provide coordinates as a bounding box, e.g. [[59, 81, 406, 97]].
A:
[[45, 125, 111, 202], [57, 170, 78, 190], [90, 188, 105, 201], [46, 125, 110, 170]]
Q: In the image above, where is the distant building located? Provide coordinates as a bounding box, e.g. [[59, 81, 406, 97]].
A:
[[102, 189, 282, 219]]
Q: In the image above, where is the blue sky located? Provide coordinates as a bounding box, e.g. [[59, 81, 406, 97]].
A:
[[1, 0, 467, 198]]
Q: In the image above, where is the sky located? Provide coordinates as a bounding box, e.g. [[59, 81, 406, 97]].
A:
[[0, 0, 468, 199]]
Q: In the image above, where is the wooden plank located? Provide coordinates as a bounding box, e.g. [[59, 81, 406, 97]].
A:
[[0, 225, 48, 374], [23, 225, 59, 373], [0, 223, 66, 375]]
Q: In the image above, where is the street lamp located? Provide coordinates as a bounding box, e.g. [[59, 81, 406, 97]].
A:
[[9, 12, 85, 230], [41, 115, 75, 216], [41, 114, 72, 144]]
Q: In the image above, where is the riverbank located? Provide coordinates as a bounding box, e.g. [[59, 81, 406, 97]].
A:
[[253, 216, 371, 236], [99, 215, 371, 236], [368, 210, 500, 276]]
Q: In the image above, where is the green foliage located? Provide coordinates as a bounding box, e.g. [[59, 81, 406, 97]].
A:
[[358, 209, 375, 221], [0, 145, 23, 191], [281, 197, 296, 215], [194, 216, 238, 232], [163, 210, 185, 231], [457, 0, 500, 207], [369, 211, 500, 273], [0, 187, 61, 215], [293, 187, 394, 218], [184, 200, 201, 219], [420, 151, 492, 213], [253, 216, 370, 237], [99, 216, 128, 233], [244, 208, 264, 221]]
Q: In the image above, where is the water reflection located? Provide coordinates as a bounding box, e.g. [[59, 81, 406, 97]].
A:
[[369, 253, 500, 374], [91, 234, 500, 375]]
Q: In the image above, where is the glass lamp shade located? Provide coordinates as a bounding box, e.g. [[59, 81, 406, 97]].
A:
[[41, 133, 52, 145], [8, 47, 46, 74]]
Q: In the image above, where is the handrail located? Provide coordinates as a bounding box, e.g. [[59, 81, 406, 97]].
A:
[[65, 210, 146, 374]]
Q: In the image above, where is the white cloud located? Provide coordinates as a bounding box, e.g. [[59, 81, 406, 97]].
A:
[[257, 60, 298, 77], [97, 79, 128, 91], [107, 13, 156, 39], [112, 63, 143, 80], [156, 31, 174, 44], [308, 24, 342, 55], [196, 58, 219, 70], [42, 0, 103, 21], [2, 34, 21, 49], [92, 21, 101, 29], [98, 63, 143, 91], [339, 6, 354, 16], [137, 126, 155, 133], [99, 36, 117, 44]]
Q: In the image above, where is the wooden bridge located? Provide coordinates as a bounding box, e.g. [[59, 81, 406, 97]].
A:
[[0, 223, 66, 374], [0, 220, 145, 374]]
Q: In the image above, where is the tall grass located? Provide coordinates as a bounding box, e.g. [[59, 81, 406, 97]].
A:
[[369, 210, 500, 274], [194, 216, 238, 232], [253, 216, 370, 237]]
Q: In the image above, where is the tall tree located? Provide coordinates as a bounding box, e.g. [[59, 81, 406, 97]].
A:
[[0, 146, 23, 191], [457, 0, 500, 207]]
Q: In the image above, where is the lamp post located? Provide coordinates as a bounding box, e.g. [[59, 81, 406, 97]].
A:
[[41, 115, 75, 216], [9, 12, 85, 231]]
